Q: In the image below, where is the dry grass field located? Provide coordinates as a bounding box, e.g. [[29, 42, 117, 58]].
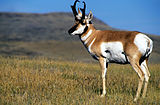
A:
[[0, 12, 160, 105], [0, 56, 160, 105]]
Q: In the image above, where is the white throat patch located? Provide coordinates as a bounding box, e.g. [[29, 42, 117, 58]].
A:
[[88, 38, 96, 53], [81, 29, 92, 41]]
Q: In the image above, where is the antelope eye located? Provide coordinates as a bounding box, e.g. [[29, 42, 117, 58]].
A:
[[80, 20, 85, 25], [81, 22, 85, 25]]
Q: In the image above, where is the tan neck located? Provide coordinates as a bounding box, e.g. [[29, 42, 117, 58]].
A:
[[80, 24, 96, 47]]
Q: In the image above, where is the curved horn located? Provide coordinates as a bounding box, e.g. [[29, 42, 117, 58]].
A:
[[71, 0, 80, 18], [80, 1, 86, 20]]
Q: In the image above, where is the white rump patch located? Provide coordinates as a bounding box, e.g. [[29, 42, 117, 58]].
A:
[[101, 42, 128, 63], [134, 33, 152, 56]]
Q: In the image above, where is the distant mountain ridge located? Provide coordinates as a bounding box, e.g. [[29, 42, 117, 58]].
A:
[[0, 12, 114, 41], [0, 12, 160, 63]]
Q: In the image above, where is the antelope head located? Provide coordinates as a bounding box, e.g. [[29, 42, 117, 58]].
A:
[[68, 0, 93, 36]]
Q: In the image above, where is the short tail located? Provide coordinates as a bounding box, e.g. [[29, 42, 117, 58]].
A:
[[145, 38, 153, 58]]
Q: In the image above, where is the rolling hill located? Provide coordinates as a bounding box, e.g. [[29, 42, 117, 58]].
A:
[[0, 12, 114, 41], [0, 12, 160, 63]]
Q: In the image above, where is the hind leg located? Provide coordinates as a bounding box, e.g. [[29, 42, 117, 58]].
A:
[[128, 57, 145, 102], [140, 59, 150, 98]]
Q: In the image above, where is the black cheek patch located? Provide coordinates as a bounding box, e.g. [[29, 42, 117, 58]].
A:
[[68, 24, 78, 34], [81, 26, 88, 34], [89, 21, 92, 24]]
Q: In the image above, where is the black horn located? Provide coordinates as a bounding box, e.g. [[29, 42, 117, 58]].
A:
[[71, 0, 80, 18], [80, 1, 86, 20]]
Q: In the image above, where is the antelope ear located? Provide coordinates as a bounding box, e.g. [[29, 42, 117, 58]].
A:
[[78, 8, 82, 16], [87, 11, 93, 21], [76, 8, 82, 20]]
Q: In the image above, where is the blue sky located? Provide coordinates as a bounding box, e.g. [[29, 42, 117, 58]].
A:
[[0, 0, 160, 35]]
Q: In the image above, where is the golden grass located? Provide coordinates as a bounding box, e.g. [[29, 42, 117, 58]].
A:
[[0, 56, 160, 105]]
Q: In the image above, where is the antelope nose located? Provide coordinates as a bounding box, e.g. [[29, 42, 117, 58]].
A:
[[68, 29, 73, 35], [68, 29, 71, 34]]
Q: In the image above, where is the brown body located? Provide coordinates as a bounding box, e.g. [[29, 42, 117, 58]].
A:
[[68, 0, 153, 102], [80, 25, 140, 59]]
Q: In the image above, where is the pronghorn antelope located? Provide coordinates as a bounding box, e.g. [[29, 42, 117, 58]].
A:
[[68, 0, 153, 102]]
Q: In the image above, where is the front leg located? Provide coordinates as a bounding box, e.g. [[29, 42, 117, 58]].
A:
[[99, 57, 108, 97]]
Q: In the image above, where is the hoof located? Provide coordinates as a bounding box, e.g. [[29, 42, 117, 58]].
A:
[[100, 90, 106, 97], [100, 94, 105, 97], [133, 98, 138, 102], [142, 94, 146, 98]]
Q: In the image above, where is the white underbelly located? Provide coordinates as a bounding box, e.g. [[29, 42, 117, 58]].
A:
[[101, 42, 129, 64], [106, 51, 128, 63]]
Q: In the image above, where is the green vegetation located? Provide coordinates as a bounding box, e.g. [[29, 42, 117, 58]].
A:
[[0, 56, 159, 104]]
